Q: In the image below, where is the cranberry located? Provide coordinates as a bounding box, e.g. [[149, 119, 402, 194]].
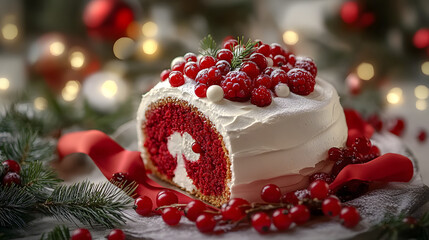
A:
[[418, 129, 427, 143], [161, 207, 182, 226], [184, 200, 206, 221], [168, 71, 185, 87], [223, 39, 238, 50], [215, 60, 231, 75], [260, 184, 282, 203], [273, 55, 287, 67], [281, 192, 299, 205], [322, 196, 342, 217], [2, 172, 21, 186], [352, 137, 372, 155], [196, 213, 216, 233], [270, 43, 285, 56], [248, 53, 268, 70], [184, 52, 197, 62], [227, 198, 250, 208], [160, 69, 171, 81], [71, 228, 92, 240], [216, 49, 233, 63], [240, 61, 260, 79], [184, 62, 200, 79], [308, 180, 330, 200], [171, 60, 186, 73], [251, 86, 272, 107], [256, 44, 271, 57], [2, 160, 20, 173], [199, 56, 216, 69], [107, 229, 125, 240], [340, 206, 360, 228], [156, 190, 178, 207], [221, 205, 246, 221], [272, 208, 292, 231], [289, 205, 310, 225], [251, 212, 271, 234], [134, 196, 152, 216], [328, 147, 343, 161], [194, 84, 208, 98]]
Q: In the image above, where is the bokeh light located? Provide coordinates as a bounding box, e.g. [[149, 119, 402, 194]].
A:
[[282, 31, 299, 45], [1, 23, 18, 40], [142, 21, 158, 37], [142, 39, 158, 55], [62, 80, 80, 101], [69, 51, 85, 69], [356, 62, 374, 80], [49, 41, 65, 56], [113, 37, 134, 59], [386, 87, 403, 105], [422, 61, 429, 76], [416, 100, 427, 111], [34, 97, 47, 110], [415, 85, 429, 100], [0, 77, 10, 90], [100, 80, 118, 98]]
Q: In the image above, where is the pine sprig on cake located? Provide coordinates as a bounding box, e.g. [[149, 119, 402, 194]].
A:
[[40, 225, 70, 240], [230, 37, 257, 69], [199, 34, 218, 58]]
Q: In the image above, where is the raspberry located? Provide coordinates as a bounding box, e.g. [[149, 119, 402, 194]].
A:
[[184, 52, 197, 62], [240, 61, 260, 79], [223, 39, 238, 50], [294, 57, 317, 77], [248, 53, 268, 70], [288, 54, 296, 65], [328, 147, 343, 161], [160, 69, 171, 81], [251, 86, 272, 107], [256, 44, 271, 57], [216, 49, 233, 63], [221, 71, 252, 102], [352, 137, 372, 155], [280, 63, 293, 73], [168, 71, 185, 87], [216, 60, 231, 75], [195, 67, 221, 86], [253, 74, 272, 89], [263, 67, 275, 76], [184, 62, 199, 79], [286, 68, 316, 96], [194, 84, 208, 98], [199, 56, 216, 69], [270, 69, 287, 87], [273, 55, 287, 67]]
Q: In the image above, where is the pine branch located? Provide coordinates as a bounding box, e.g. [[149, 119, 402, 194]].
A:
[[40, 225, 70, 240], [374, 212, 429, 240], [0, 185, 37, 228], [230, 37, 257, 69], [39, 181, 135, 228], [199, 34, 218, 58], [21, 161, 62, 197]]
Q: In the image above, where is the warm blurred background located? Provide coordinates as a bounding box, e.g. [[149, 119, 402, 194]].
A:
[[0, 0, 428, 182]]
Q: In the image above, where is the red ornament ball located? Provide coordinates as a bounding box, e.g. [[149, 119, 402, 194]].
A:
[[340, 1, 360, 24], [413, 28, 429, 49]]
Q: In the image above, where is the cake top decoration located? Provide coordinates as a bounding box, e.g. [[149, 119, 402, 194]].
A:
[[159, 35, 318, 107]]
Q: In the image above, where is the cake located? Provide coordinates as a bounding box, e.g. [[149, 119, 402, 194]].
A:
[[137, 37, 348, 206]]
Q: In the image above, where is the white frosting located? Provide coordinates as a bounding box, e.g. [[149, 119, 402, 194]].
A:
[[137, 75, 348, 200]]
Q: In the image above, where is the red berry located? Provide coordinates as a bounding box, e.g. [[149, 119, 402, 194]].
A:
[[270, 69, 288, 87], [328, 147, 343, 161], [184, 200, 206, 221], [331, 158, 352, 177], [221, 71, 252, 102], [191, 142, 203, 154], [240, 61, 260, 79], [248, 53, 268, 70], [134, 196, 153, 216], [160, 69, 171, 81], [402, 216, 418, 226], [107, 229, 125, 240], [309, 172, 333, 184], [389, 118, 406, 137], [260, 184, 281, 203], [223, 39, 238, 50], [367, 114, 383, 132], [418, 129, 427, 143], [263, 67, 275, 76], [251, 212, 271, 234], [2, 172, 21, 186], [199, 56, 216, 69], [71, 228, 92, 240], [256, 44, 271, 57], [294, 189, 311, 201], [273, 55, 287, 67], [251, 86, 272, 107], [340, 206, 360, 228], [294, 57, 317, 77], [194, 84, 208, 98], [227, 198, 250, 208], [162, 207, 182, 226], [172, 60, 186, 72], [196, 213, 216, 233], [287, 68, 316, 96], [352, 137, 371, 155], [184, 52, 197, 62], [309, 180, 330, 200], [281, 192, 299, 205], [221, 205, 246, 221], [216, 49, 233, 63], [156, 190, 178, 207], [272, 209, 292, 231], [111, 172, 130, 183], [369, 145, 381, 158], [215, 60, 231, 75], [270, 43, 285, 56], [322, 196, 342, 217], [289, 205, 310, 225], [288, 54, 296, 65], [196, 67, 221, 86], [280, 63, 293, 73], [168, 71, 185, 87], [2, 160, 20, 173], [253, 74, 272, 89], [184, 62, 199, 79]]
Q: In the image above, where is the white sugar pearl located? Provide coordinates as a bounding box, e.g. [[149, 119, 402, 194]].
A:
[[171, 56, 185, 69], [266, 57, 273, 67], [275, 83, 290, 98], [206, 85, 224, 102]]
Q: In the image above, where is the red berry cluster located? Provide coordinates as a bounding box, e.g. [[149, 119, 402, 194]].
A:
[[159, 38, 318, 107], [71, 228, 126, 240], [1, 160, 22, 186]]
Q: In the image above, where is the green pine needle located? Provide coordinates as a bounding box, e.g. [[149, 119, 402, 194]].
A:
[[21, 161, 62, 196], [0, 185, 37, 228], [199, 34, 218, 58], [230, 37, 257, 69], [39, 181, 135, 228], [40, 225, 70, 240]]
